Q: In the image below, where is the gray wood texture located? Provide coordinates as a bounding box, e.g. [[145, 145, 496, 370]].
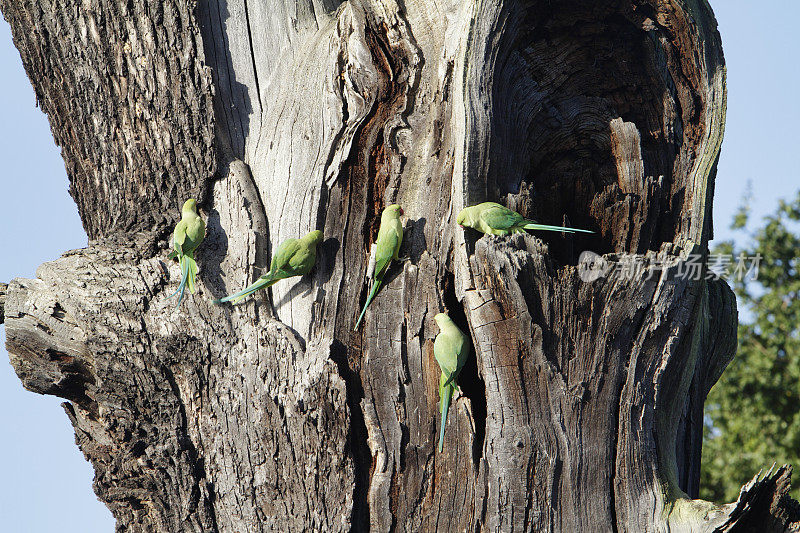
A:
[[2, 0, 799, 530]]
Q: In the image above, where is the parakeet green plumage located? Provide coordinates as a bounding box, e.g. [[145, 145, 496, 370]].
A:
[[213, 230, 323, 304], [433, 312, 471, 453], [354, 204, 404, 330], [456, 201, 593, 236], [167, 198, 205, 307]]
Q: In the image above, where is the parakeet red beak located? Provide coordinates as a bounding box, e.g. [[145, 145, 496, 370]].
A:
[[399, 208, 404, 215]]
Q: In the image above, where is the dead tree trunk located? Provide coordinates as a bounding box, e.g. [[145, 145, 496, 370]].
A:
[[2, 0, 798, 530]]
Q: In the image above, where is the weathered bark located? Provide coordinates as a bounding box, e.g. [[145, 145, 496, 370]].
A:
[[2, 0, 799, 531], [0, 283, 6, 324]]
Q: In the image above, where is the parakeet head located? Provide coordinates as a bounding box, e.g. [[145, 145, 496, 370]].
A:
[[455, 207, 470, 227], [434, 313, 451, 327], [383, 204, 404, 219], [182, 198, 198, 214], [305, 230, 324, 243]]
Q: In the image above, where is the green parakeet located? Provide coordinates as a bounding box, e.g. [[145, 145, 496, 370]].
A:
[[167, 198, 205, 307], [456, 201, 593, 236], [433, 312, 471, 453], [213, 230, 323, 304], [354, 204, 404, 330]]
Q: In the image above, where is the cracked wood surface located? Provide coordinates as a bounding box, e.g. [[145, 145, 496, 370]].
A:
[[2, 0, 799, 531], [0, 283, 6, 324]]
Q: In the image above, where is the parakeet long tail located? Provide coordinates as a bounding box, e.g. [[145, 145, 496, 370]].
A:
[[166, 253, 195, 307], [438, 381, 454, 453], [354, 276, 383, 330], [520, 222, 594, 234], [213, 276, 279, 305], [185, 255, 198, 295]]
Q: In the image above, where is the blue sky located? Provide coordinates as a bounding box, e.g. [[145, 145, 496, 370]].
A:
[[710, 1, 800, 243], [0, 1, 797, 530]]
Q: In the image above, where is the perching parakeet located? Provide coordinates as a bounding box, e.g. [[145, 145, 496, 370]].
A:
[[213, 230, 323, 304], [456, 202, 593, 236], [433, 312, 471, 453], [354, 204, 404, 330], [167, 198, 205, 307]]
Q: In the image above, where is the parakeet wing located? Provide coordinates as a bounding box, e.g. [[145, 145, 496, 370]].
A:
[[173, 219, 188, 255], [270, 238, 302, 275], [374, 226, 400, 277], [479, 204, 522, 231], [444, 334, 469, 387], [286, 240, 317, 276], [454, 334, 468, 370], [434, 334, 459, 378], [182, 216, 205, 254]]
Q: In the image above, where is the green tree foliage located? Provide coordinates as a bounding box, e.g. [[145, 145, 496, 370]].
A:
[[702, 191, 800, 502]]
